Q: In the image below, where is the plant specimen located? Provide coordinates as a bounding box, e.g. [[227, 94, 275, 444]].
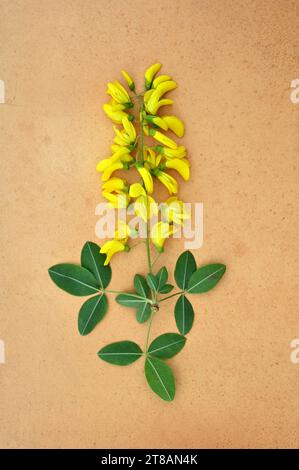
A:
[[48, 63, 226, 401]]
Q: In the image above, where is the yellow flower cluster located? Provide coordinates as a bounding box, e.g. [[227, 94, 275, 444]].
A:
[[97, 63, 190, 264]]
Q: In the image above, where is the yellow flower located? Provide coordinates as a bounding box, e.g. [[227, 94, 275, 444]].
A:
[[156, 171, 178, 194], [155, 80, 177, 96], [152, 75, 171, 88], [122, 116, 136, 142], [100, 220, 132, 264], [145, 89, 174, 114], [133, 194, 158, 222], [102, 177, 128, 193], [121, 70, 135, 91], [150, 221, 177, 252], [149, 128, 178, 149], [113, 116, 136, 146], [145, 63, 162, 89], [96, 147, 133, 180], [106, 81, 132, 106], [100, 161, 124, 181], [103, 102, 133, 125], [129, 182, 146, 198], [145, 115, 168, 131], [144, 89, 155, 104], [102, 192, 129, 208], [156, 145, 187, 159], [129, 184, 158, 221], [162, 116, 184, 138], [136, 165, 154, 194], [164, 158, 190, 181], [160, 197, 190, 225], [100, 239, 128, 265], [144, 147, 161, 168]]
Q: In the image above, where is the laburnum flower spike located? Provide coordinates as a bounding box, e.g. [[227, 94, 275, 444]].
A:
[[145, 63, 162, 89], [121, 70, 135, 91]]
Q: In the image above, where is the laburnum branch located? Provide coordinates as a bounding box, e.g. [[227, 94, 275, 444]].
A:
[[48, 63, 226, 401]]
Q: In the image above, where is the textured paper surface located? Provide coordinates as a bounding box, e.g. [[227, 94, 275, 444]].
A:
[[0, 0, 299, 449]]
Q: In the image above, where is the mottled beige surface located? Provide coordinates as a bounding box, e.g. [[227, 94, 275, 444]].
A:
[[0, 0, 299, 449]]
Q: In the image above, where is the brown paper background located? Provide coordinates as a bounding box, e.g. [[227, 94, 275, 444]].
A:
[[0, 0, 299, 449]]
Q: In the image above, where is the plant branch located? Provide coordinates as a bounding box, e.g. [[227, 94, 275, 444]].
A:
[[159, 290, 184, 302]]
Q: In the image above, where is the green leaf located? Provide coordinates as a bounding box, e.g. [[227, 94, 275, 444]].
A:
[[174, 250, 197, 290], [146, 273, 158, 291], [98, 341, 143, 365], [81, 241, 111, 289], [48, 263, 99, 296], [136, 302, 152, 323], [134, 274, 149, 298], [156, 267, 168, 292], [148, 333, 186, 359], [159, 283, 174, 294], [175, 295, 194, 334], [145, 357, 175, 401], [187, 264, 226, 293], [116, 293, 150, 308], [78, 294, 108, 335]]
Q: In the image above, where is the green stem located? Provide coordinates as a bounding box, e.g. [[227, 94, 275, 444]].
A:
[[159, 291, 184, 302], [144, 307, 156, 353], [151, 251, 161, 270], [103, 289, 124, 295], [104, 289, 150, 301], [145, 230, 152, 274], [139, 101, 145, 163]]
